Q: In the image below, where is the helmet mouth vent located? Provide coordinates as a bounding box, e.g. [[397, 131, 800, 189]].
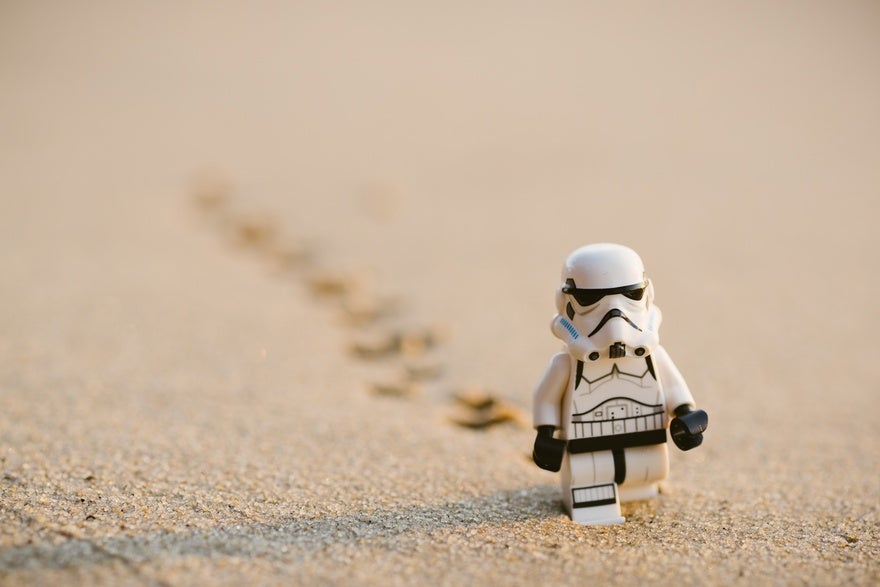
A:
[[586, 308, 643, 337]]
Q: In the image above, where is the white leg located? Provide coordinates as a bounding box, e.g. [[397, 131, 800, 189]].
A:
[[618, 444, 669, 503], [562, 451, 625, 525]]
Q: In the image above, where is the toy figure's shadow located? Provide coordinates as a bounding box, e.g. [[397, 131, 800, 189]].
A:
[[0, 486, 562, 572]]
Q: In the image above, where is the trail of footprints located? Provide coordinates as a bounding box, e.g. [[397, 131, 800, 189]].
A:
[[192, 179, 527, 430]]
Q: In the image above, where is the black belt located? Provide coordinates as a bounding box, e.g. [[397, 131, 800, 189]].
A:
[[567, 429, 667, 453]]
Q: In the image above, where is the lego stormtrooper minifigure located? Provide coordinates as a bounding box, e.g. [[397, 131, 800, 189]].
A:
[[532, 243, 707, 525]]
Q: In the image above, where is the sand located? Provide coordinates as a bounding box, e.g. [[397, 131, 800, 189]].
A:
[[1, 2, 878, 585]]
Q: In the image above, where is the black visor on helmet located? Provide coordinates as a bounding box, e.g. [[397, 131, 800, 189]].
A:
[[562, 279, 648, 307]]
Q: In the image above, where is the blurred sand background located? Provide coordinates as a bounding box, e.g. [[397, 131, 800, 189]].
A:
[[1, 1, 878, 585]]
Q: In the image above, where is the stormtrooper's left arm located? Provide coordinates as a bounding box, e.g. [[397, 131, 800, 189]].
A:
[[652, 345, 708, 451]]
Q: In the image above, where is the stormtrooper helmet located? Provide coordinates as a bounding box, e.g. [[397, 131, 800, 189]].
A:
[[553, 243, 660, 360]]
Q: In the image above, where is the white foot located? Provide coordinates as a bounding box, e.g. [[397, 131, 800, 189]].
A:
[[570, 502, 625, 525], [618, 483, 659, 503]]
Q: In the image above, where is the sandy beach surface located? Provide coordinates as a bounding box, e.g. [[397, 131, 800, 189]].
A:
[[1, 2, 878, 585]]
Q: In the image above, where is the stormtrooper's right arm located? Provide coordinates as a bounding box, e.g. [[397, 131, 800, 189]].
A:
[[532, 352, 570, 472], [652, 345, 708, 451]]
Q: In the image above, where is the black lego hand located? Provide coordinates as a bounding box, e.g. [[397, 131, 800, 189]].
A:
[[670, 406, 708, 451], [532, 425, 566, 472]]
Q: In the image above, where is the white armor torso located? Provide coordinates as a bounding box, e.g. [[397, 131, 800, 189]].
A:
[[562, 356, 668, 450]]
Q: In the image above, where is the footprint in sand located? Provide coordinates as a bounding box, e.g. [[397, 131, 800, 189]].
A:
[[450, 387, 529, 430], [191, 178, 522, 429]]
